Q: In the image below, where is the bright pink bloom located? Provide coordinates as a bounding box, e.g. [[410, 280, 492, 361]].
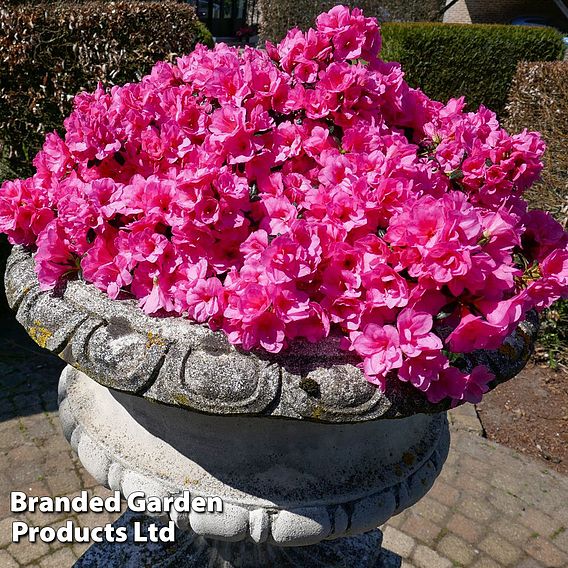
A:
[[522, 210, 568, 261], [0, 178, 54, 246], [351, 324, 402, 385], [34, 222, 77, 290], [425, 367, 468, 404], [446, 313, 504, 352], [459, 366, 494, 404], [421, 244, 472, 285], [287, 302, 330, 343], [397, 309, 442, 358], [81, 227, 132, 298], [186, 277, 226, 323], [259, 196, 298, 235], [398, 351, 448, 391], [364, 265, 409, 309]]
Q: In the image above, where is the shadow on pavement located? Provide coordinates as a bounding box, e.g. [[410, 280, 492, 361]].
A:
[[0, 313, 65, 422]]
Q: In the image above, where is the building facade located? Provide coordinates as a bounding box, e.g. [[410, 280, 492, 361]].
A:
[[443, 0, 567, 27]]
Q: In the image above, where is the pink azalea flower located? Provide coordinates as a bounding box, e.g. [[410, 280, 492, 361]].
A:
[[541, 249, 568, 288], [235, 311, 286, 353], [81, 226, 132, 298], [398, 351, 448, 391], [425, 366, 468, 404], [396, 309, 442, 358], [0, 178, 54, 246], [34, 222, 77, 290], [522, 210, 568, 261], [446, 313, 505, 352], [421, 244, 472, 287], [351, 323, 403, 386], [224, 281, 271, 323], [186, 277, 226, 323], [333, 26, 364, 61], [272, 285, 311, 323], [286, 302, 330, 343], [364, 265, 409, 309], [259, 196, 298, 235], [459, 366, 494, 404]]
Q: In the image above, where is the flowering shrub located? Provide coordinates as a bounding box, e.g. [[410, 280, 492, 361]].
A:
[[1, 6, 567, 405], [0, 0, 213, 178]]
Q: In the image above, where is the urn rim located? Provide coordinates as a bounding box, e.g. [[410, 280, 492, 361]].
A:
[[5, 246, 538, 423]]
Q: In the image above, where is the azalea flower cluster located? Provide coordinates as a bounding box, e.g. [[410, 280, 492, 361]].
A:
[[1, 6, 567, 404]]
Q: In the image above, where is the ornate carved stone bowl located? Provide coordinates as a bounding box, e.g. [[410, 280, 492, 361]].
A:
[[5, 247, 538, 566]]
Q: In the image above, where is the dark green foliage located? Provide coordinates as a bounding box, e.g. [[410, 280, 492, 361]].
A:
[[258, 0, 444, 44], [505, 61, 568, 367], [505, 61, 568, 224], [0, 1, 213, 179], [380, 22, 565, 116], [539, 300, 568, 369]]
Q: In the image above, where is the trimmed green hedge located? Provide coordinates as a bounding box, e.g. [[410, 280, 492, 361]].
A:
[[506, 61, 568, 224], [507, 61, 568, 367], [506, 61, 568, 368], [0, 1, 213, 180], [258, 0, 444, 44], [381, 22, 565, 116]]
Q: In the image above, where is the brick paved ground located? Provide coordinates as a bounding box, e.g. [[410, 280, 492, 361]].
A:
[[1, 317, 568, 567]]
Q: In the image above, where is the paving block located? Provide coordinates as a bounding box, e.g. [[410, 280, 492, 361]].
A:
[[0, 516, 17, 548], [427, 480, 461, 508], [7, 538, 50, 565], [382, 525, 415, 559], [478, 533, 521, 566], [46, 469, 83, 497], [0, 550, 18, 568], [448, 405, 484, 436], [524, 536, 568, 567], [436, 533, 480, 565], [401, 513, 442, 546], [409, 497, 449, 526], [412, 544, 452, 568], [39, 546, 78, 568], [459, 495, 496, 523], [491, 515, 535, 546], [519, 508, 562, 539], [446, 513, 483, 544], [471, 556, 502, 568]]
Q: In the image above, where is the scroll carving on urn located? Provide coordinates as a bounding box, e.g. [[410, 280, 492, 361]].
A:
[[6, 247, 540, 422]]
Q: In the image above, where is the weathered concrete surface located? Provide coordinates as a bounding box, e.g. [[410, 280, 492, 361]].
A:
[[74, 512, 386, 568], [58, 365, 449, 546], [5, 247, 538, 423]]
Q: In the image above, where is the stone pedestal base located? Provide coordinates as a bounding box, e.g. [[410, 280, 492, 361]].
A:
[[75, 511, 400, 567], [60, 364, 447, 565]]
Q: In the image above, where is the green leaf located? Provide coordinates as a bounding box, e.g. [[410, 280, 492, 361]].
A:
[[447, 168, 464, 180], [249, 183, 260, 202]]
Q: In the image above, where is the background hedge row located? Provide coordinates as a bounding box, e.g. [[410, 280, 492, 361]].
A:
[[505, 61, 568, 225], [380, 23, 565, 117], [259, 5, 565, 118], [505, 61, 568, 366], [0, 1, 213, 179], [258, 0, 445, 44]]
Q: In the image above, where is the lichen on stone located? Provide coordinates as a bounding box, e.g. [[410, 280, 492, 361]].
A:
[[28, 320, 52, 349]]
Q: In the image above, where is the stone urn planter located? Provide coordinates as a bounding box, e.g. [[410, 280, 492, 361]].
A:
[[5, 246, 538, 566]]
